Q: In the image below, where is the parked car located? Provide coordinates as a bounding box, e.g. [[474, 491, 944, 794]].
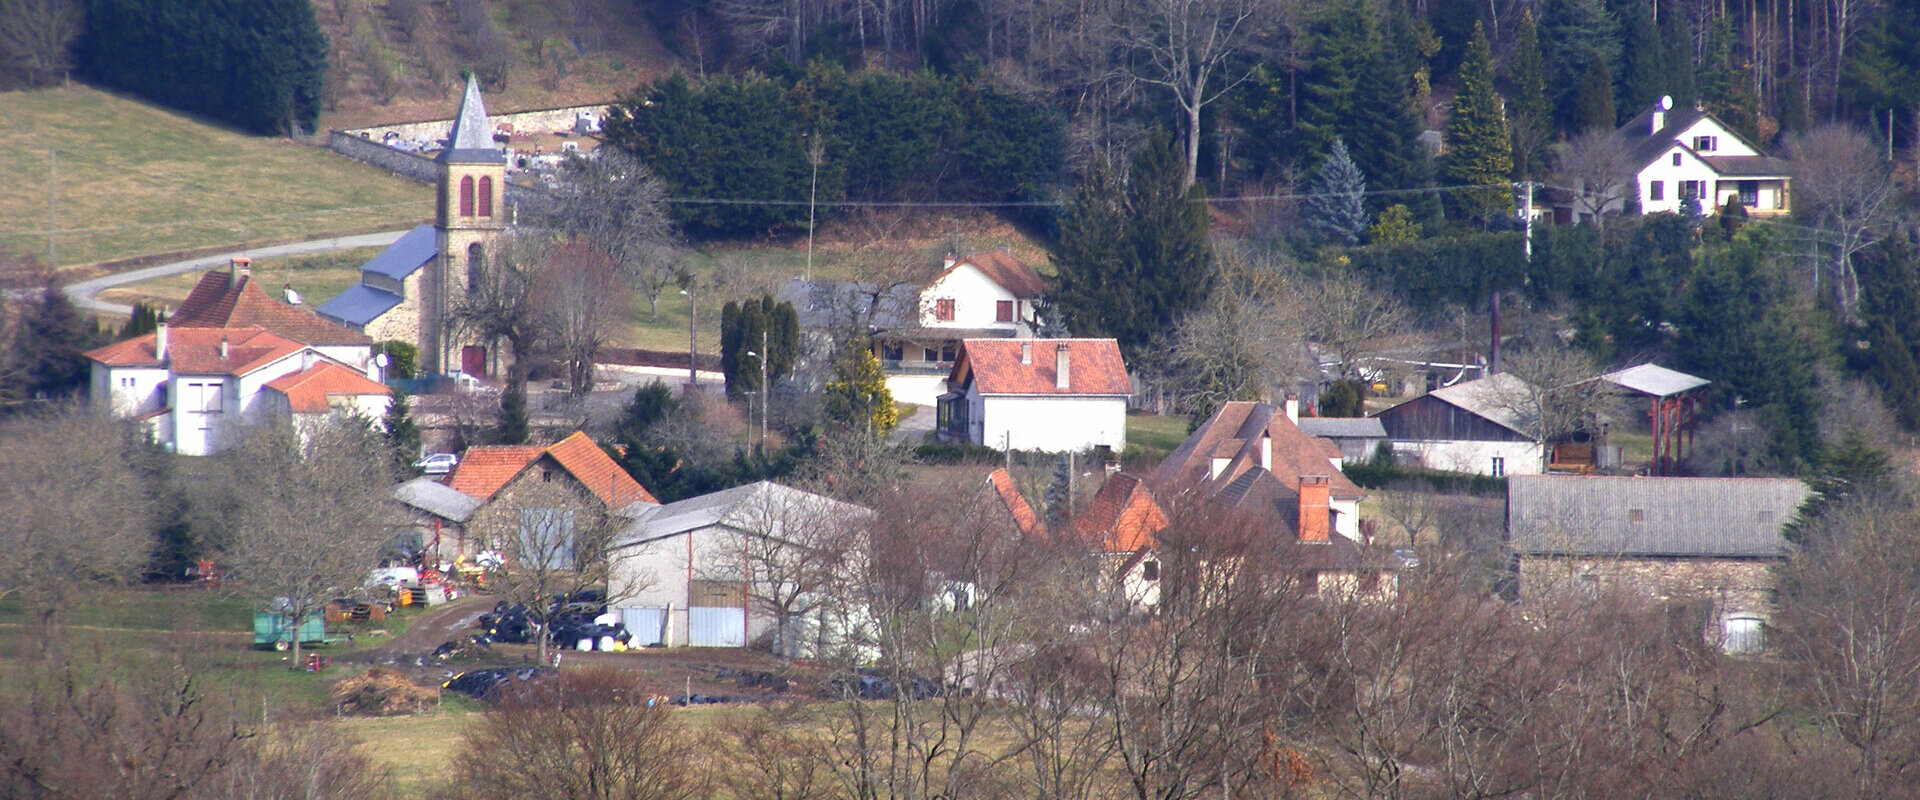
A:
[[414, 453, 458, 474]]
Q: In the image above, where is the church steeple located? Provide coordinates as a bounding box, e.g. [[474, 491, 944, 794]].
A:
[[438, 74, 504, 164]]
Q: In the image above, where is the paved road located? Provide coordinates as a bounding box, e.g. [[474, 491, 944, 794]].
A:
[[64, 229, 411, 315]]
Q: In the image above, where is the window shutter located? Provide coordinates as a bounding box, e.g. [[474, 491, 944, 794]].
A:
[[478, 176, 494, 217], [459, 176, 475, 217]]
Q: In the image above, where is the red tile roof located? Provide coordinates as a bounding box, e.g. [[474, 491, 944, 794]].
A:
[[939, 251, 1048, 298], [171, 269, 371, 345], [546, 431, 658, 507], [949, 339, 1130, 396], [446, 431, 658, 506], [85, 327, 308, 376], [445, 445, 545, 500], [1155, 401, 1363, 502], [1074, 473, 1167, 554], [263, 361, 390, 413], [987, 467, 1044, 537]]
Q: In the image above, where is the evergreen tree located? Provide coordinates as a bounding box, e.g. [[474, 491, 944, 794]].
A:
[[1120, 129, 1216, 358], [1368, 204, 1424, 244], [1347, 16, 1439, 221], [1442, 23, 1515, 226], [1308, 139, 1371, 245], [383, 391, 422, 476], [1658, 14, 1698, 110], [18, 285, 99, 400], [1050, 157, 1129, 341], [1852, 229, 1920, 428], [719, 295, 800, 401], [493, 378, 529, 445], [1045, 455, 1073, 528], [1573, 55, 1618, 133], [78, 0, 326, 135], [822, 339, 897, 437], [1617, 4, 1666, 121], [1296, 0, 1378, 158], [1508, 10, 1554, 179], [1539, 0, 1621, 134], [119, 301, 166, 340]]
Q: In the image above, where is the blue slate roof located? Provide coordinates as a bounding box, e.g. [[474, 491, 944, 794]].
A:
[[438, 75, 506, 164], [315, 284, 404, 328], [360, 224, 439, 281]]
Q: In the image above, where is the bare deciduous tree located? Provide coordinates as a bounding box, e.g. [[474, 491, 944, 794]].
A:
[[450, 231, 555, 385], [700, 483, 868, 658], [1490, 340, 1617, 470], [1302, 271, 1418, 384], [1790, 125, 1896, 316], [1112, 0, 1277, 189], [1173, 254, 1313, 418], [549, 150, 682, 320], [487, 496, 636, 666], [1553, 129, 1636, 229], [218, 421, 400, 668], [531, 241, 631, 395], [447, 668, 708, 800], [0, 0, 81, 87], [0, 408, 153, 644]]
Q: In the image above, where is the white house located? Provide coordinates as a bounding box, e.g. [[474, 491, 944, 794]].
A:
[[878, 250, 1048, 370], [1578, 96, 1791, 220], [937, 338, 1130, 453], [170, 258, 376, 371], [86, 325, 391, 456], [609, 481, 872, 653], [1372, 372, 1545, 477]]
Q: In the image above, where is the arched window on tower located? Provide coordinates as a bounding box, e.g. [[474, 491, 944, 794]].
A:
[[478, 176, 494, 217], [459, 176, 475, 217], [467, 243, 485, 296]]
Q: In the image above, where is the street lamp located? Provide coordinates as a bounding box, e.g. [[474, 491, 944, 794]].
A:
[[745, 328, 768, 457]]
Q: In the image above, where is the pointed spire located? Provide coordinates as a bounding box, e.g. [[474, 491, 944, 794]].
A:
[[438, 74, 505, 164]]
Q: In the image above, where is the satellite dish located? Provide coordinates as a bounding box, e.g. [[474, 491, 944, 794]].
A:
[[376, 353, 390, 368], [1657, 95, 1673, 111]]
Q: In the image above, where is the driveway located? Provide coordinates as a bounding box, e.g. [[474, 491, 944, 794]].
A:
[[64, 230, 410, 315]]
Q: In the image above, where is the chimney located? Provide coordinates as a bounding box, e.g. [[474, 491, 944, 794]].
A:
[[1260, 432, 1272, 472], [155, 322, 169, 362], [1211, 455, 1231, 480], [944, 253, 957, 269], [1284, 392, 1299, 424], [1021, 341, 1032, 365], [1055, 344, 1070, 390], [229, 257, 251, 288], [1651, 95, 1672, 134], [219, 335, 229, 360], [1298, 476, 1331, 543]]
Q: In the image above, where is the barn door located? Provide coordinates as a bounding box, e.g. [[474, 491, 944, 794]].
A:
[[460, 345, 487, 377]]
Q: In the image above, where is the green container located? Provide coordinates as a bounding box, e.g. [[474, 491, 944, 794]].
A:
[[252, 612, 330, 650]]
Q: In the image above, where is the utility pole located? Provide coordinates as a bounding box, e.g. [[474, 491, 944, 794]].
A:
[[47, 149, 57, 267], [805, 132, 822, 283], [760, 328, 769, 458], [681, 286, 698, 388]]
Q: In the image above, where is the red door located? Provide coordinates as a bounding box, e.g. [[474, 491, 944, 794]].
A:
[[461, 345, 488, 377]]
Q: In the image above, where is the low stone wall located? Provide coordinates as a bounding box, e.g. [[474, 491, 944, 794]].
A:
[[328, 131, 436, 184], [340, 103, 612, 145]]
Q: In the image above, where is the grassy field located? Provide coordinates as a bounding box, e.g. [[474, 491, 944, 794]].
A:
[[1126, 413, 1192, 463], [0, 85, 430, 269]]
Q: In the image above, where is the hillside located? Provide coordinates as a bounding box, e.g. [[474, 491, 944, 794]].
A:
[[315, 0, 679, 130], [0, 85, 430, 271]]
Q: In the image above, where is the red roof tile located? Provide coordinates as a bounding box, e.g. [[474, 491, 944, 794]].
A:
[[545, 431, 658, 507], [987, 467, 1044, 537], [446, 431, 658, 506], [949, 339, 1130, 396], [1154, 401, 1363, 502], [938, 251, 1047, 298], [263, 361, 390, 413], [86, 327, 308, 376], [1073, 473, 1167, 554], [172, 270, 371, 345]]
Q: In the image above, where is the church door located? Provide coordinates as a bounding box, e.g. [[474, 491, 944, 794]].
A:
[[461, 346, 488, 377]]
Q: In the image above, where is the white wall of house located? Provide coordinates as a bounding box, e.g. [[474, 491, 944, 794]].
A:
[[1331, 498, 1362, 539], [611, 525, 864, 653], [1635, 147, 1725, 215], [313, 344, 377, 375], [91, 364, 168, 417], [918, 265, 1034, 335], [1667, 119, 1759, 157], [1391, 439, 1544, 477], [972, 393, 1127, 452], [168, 374, 232, 456]]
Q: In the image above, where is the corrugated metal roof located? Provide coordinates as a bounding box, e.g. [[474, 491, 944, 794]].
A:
[[1509, 475, 1809, 558], [616, 481, 870, 547], [1298, 417, 1387, 439], [1602, 363, 1710, 398], [359, 224, 439, 281], [1426, 373, 1537, 436], [394, 477, 482, 523], [315, 284, 404, 328]]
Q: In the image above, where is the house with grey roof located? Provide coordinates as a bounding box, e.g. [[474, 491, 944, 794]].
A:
[[608, 481, 872, 653], [1296, 416, 1388, 464], [1566, 95, 1790, 222], [392, 476, 484, 565], [1509, 475, 1810, 653], [1373, 372, 1544, 477]]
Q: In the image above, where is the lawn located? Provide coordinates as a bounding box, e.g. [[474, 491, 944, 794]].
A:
[[1126, 413, 1191, 463], [0, 85, 430, 269]]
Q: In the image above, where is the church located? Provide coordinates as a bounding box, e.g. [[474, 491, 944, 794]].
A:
[[317, 75, 505, 378]]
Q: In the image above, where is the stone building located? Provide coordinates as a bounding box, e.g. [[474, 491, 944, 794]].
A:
[[319, 74, 506, 376], [1508, 475, 1811, 653], [442, 431, 658, 554]]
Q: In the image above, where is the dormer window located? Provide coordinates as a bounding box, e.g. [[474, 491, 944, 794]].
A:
[[1693, 135, 1718, 152]]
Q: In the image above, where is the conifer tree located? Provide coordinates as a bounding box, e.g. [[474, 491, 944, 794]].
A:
[[1050, 157, 1129, 341], [1539, 0, 1620, 134], [1573, 55, 1618, 133], [1296, 0, 1377, 157], [1618, 4, 1666, 119], [384, 391, 422, 476], [1308, 139, 1371, 246], [1442, 23, 1515, 226], [1120, 129, 1215, 356], [1347, 17, 1437, 221], [823, 339, 897, 437], [1508, 10, 1553, 179], [494, 379, 529, 445]]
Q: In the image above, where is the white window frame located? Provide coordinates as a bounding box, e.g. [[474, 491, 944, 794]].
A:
[[1490, 456, 1506, 477]]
